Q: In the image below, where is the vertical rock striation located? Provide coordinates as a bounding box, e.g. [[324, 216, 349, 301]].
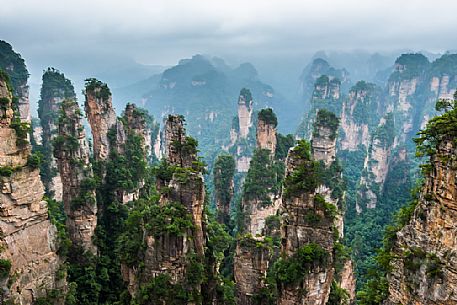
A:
[[0, 73, 62, 304], [54, 99, 97, 254], [84, 78, 120, 162], [386, 137, 457, 304], [234, 109, 283, 305], [38, 68, 76, 201]]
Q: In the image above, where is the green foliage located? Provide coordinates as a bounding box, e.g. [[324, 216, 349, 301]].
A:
[[84, 78, 111, 99], [0, 259, 11, 278], [27, 151, 43, 169], [313, 109, 339, 140], [389, 53, 430, 80], [0, 166, 15, 177], [239, 88, 252, 102], [242, 148, 285, 205], [135, 274, 188, 305], [415, 91, 457, 159], [0, 40, 28, 93], [327, 281, 350, 305], [275, 133, 295, 160], [46, 197, 71, 256], [106, 132, 147, 192], [258, 108, 278, 128], [283, 141, 322, 198], [273, 243, 328, 285], [10, 118, 30, 147], [117, 199, 194, 267]]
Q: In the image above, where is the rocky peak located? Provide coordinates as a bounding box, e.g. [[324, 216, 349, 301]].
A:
[[84, 78, 119, 161], [54, 99, 97, 254], [123, 103, 153, 159], [162, 114, 197, 168], [312, 109, 339, 166], [238, 88, 254, 139], [313, 75, 341, 101], [256, 108, 277, 154], [37, 68, 76, 201]]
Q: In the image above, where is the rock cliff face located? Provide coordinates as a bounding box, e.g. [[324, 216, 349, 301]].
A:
[[0, 75, 62, 304], [357, 113, 396, 210], [238, 90, 253, 140], [386, 138, 457, 305], [38, 68, 76, 201], [340, 81, 384, 151], [256, 109, 277, 154], [123, 103, 153, 159], [84, 79, 120, 162], [54, 99, 97, 254]]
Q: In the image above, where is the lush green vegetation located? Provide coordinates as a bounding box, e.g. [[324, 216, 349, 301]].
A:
[[313, 109, 339, 140], [213, 154, 235, 225], [258, 108, 278, 128], [389, 53, 430, 80], [275, 133, 295, 160], [283, 140, 321, 198], [0, 40, 28, 93], [239, 88, 252, 102], [0, 259, 11, 278], [273, 243, 328, 285], [242, 148, 285, 205], [84, 78, 111, 99]]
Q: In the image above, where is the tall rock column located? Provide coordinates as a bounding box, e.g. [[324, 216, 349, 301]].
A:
[[234, 109, 282, 305], [54, 99, 97, 254], [277, 140, 336, 305], [38, 68, 76, 201], [121, 114, 208, 302], [213, 154, 235, 227], [225, 88, 255, 173], [84, 78, 121, 162], [0, 72, 62, 304]]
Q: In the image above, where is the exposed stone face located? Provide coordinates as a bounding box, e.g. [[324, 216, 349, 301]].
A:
[[238, 94, 253, 139], [123, 103, 152, 159], [38, 94, 64, 201], [84, 84, 118, 161], [256, 116, 277, 154], [162, 115, 192, 167], [54, 99, 97, 254], [234, 237, 272, 305], [339, 259, 356, 302], [386, 139, 457, 305], [312, 125, 336, 166], [0, 79, 62, 304]]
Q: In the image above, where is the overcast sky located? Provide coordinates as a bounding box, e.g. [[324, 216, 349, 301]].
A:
[[1, 0, 457, 107]]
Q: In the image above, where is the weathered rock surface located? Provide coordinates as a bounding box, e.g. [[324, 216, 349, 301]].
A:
[[386, 139, 457, 305], [0, 77, 62, 304], [54, 99, 97, 254], [84, 80, 119, 161]]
